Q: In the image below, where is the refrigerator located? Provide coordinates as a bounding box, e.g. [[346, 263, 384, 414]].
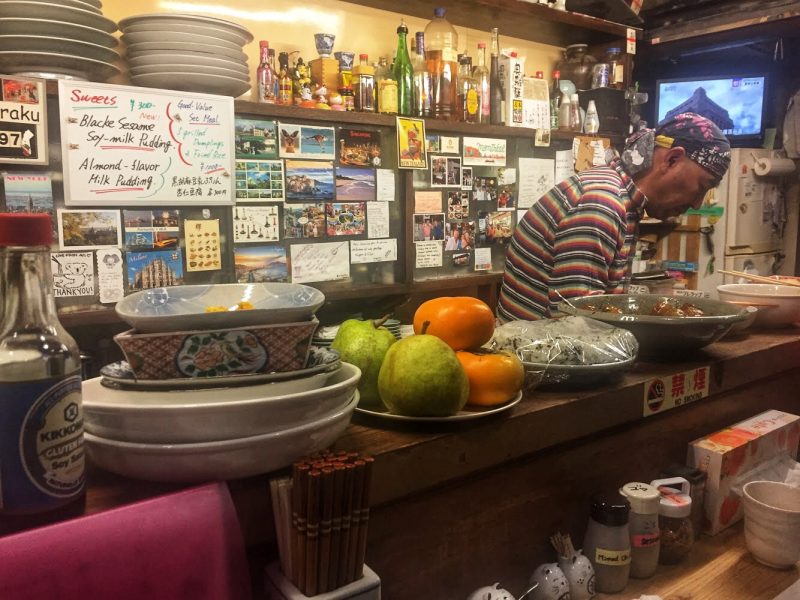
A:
[[696, 148, 798, 296]]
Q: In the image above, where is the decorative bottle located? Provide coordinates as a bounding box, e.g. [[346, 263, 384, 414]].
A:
[[393, 19, 415, 116], [256, 40, 277, 103], [277, 52, 293, 105], [473, 42, 490, 123], [458, 55, 479, 123]]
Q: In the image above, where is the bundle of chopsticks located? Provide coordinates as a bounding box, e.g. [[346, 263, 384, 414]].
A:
[[719, 269, 800, 287], [270, 451, 374, 596]]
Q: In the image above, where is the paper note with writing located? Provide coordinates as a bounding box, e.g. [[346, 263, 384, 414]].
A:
[[555, 150, 575, 184], [414, 190, 442, 213], [522, 77, 550, 130], [96, 248, 124, 303], [367, 201, 390, 238], [474, 247, 492, 271], [51, 251, 95, 297], [58, 80, 234, 206], [415, 240, 442, 268], [290, 241, 350, 283], [376, 168, 395, 201], [518, 157, 555, 208], [350, 238, 397, 264]]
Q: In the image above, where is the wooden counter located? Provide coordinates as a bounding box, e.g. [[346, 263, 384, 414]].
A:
[[2, 330, 800, 598]]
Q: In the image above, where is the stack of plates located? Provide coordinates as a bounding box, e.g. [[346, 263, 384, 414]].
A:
[[311, 319, 403, 346], [0, 0, 120, 80], [119, 13, 253, 97]]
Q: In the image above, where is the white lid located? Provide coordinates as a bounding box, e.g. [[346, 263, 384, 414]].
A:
[[651, 477, 692, 518], [570, 93, 579, 101], [619, 482, 660, 514]]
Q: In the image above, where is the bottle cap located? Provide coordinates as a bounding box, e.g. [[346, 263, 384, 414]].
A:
[[651, 477, 692, 518], [259, 40, 269, 48], [359, 53, 368, 60], [553, 70, 560, 77], [570, 93, 579, 101], [478, 42, 486, 49], [590, 493, 630, 527], [434, 7, 446, 17], [619, 482, 660, 515], [0, 213, 52, 247], [535, 70, 544, 78], [397, 19, 408, 34]]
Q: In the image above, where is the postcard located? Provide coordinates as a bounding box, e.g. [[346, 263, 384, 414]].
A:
[[233, 205, 279, 243], [126, 249, 184, 290], [284, 203, 326, 239], [479, 211, 514, 245], [463, 137, 507, 166], [474, 247, 492, 271], [397, 116, 427, 169], [235, 118, 278, 159], [473, 176, 498, 203], [234, 245, 288, 283], [441, 136, 459, 154], [326, 202, 366, 236], [413, 213, 445, 242], [444, 221, 475, 252], [285, 160, 334, 201], [122, 209, 153, 231], [123, 209, 179, 249], [350, 238, 397, 264], [366, 201, 390, 238], [425, 135, 440, 154], [51, 251, 95, 298], [3, 173, 54, 215], [446, 190, 470, 220], [279, 122, 336, 159], [452, 252, 471, 267], [415, 240, 442, 268], [335, 167, 376, 202], [497, 185, 516, 211], [57, 209, 121, 250], [290, 241, 350, 283], [414, 190, 442, 214], [461, 166, 473, 190], [430, 155, 462, 187], [338, 128, 382, 167], [184, 219, 221, 272], [235, 159, 285, 202]]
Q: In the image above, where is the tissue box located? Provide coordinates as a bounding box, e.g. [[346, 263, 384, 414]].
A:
[[498, 53, 526, 127], [687, 409, 800, 535]]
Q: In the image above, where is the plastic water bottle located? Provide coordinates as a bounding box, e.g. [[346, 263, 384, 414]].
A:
[[424, 7, 459, 120]]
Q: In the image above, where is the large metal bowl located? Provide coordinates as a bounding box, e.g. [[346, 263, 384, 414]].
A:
[[557, 294, 750, 357]]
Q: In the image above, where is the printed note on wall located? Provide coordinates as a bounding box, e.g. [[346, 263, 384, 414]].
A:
[[58, 81, 234, 206]]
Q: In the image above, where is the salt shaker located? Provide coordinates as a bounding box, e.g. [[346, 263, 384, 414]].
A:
[[651, 477, 694, 565], [528, 563, 570, 600], [619, 482, 661, 578], [582, 493, 631, 594], [550, 531, 595, 600]]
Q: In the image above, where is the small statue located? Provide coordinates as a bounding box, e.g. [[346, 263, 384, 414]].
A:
[[292, 56, 312, 103], [313, 84, 331, 110]]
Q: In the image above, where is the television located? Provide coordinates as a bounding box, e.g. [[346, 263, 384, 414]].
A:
[[654, 75, 767, 146]]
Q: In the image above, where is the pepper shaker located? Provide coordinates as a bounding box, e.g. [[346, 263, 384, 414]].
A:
[[582, 493, 631, 594], [619, 482, 661, 578]]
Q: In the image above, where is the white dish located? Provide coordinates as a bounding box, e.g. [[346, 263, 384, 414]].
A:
[[118, 12, 253, 44], [115, 283, 325, 333], [0, 35, 119, 63], [355, 391, 522, 423], [122, 30, 243, 52], [130, 72, 250, 96], [0, 50, 119, 80], [120, 21, 251, 46], [85, 392, 358, 482], [83, 362, 360, 443], [0, 1, 116, 33], [127, 52, 249, 75], [15, 0, 102, 14], [129, 63, 249, 82], [0, 18, 117, 47], [125, 41, 247, 62], [717, 284, 800, 328]]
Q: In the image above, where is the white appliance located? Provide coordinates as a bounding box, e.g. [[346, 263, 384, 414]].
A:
[[696, 148, 797, 296]]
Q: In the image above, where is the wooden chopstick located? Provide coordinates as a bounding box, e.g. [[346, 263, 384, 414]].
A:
[[724, 300, 780, 308], [719, 269, 800, 287]]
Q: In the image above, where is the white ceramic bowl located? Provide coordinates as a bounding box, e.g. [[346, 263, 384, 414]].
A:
[[743, 480, 800, 569], [83, 362, 360, 443], [717, 284, 800, 328], [115, 283, 325, 333], [85, 391, 358, 483]]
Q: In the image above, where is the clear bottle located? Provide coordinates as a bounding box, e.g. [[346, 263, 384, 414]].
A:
[[550, 70, 562, 129], [424, 7, 459, 120], [0, 214, 85, 516], [412, 32, 433, 118], [376, 56, 398, 115], [473, 42, 490, 123], [393, 19, 415, 117], [458, 55, 480, 123], [558, 93, 572, 131], [277, 52, 293, 105], [353, 53, 376, 113], [569, 92, 582, 132], [651, 478, 694, 565], [582, 493, 631, 594], [619, 482, 661, 579], [584, 99, 600, 134], [489, 27, 503, 125], [606, 47, 624, 89], [256, 40, 277, 103]]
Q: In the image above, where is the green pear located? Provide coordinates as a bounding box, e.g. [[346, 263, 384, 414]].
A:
[[331, 316, 397, 406], [378, 334, 469, 417]]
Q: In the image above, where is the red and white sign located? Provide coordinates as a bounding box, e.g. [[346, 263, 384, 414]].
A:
[[643, 366, 710, 417]]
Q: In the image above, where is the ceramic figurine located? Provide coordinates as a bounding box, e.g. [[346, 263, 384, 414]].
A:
[[528, 563, 571, 600], [292, 57, 312, 103], [313, 84, 331, 109], [557, 551, 595, 600], [466, 583, 516, 600]]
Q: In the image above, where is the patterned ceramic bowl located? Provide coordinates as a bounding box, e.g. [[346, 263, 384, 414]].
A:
[[114, 319, 318, 380]]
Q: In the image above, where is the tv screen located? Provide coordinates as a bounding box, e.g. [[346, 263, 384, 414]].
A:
[[655, 76, 766, 142]]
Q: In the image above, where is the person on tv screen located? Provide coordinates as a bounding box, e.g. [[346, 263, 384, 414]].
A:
[[497, 112, 731, 322]]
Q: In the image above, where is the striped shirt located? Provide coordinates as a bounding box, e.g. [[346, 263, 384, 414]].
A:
[[497, 160, 647, 322]]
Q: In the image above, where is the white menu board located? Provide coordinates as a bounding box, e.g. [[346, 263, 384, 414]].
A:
[[58, 81, 235, 206]]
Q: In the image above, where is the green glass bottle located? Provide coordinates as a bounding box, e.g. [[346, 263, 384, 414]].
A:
[[393, 19, 415, 116]]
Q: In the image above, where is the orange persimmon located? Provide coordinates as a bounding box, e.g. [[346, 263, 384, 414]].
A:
[[413, 296, 495, 351], [456, 349, 525, 407]]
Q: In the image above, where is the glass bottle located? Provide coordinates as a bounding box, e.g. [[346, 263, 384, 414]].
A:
[[651, 478, 694, 565], [583, 493, 631, 594], [584, 99, 600, 134], [473, 42, 490, 124], [424, 7, 459, 120], [550, 70, 561, 129], [393, 19, 415, 117], [619, 482, 661, 579], [489, 27, 503, 125], [569, 92, 582, 132], [268, 49, 279, 99], [277, 52, 293, 105], [0, 213, 85, 516], [376, 56, 398, 115], [558, 92, 572, 131], [458, 55, 479, 123], [353, 53, 376, 113], [606, 47, 624, 89], [412, 32, 433, 118], [256, 40, 277, 103]]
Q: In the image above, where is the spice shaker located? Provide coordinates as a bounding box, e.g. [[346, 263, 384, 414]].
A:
[[619, 482, 660, 579], [660, 463, 707, 538], [583, 493, 631, 593], [651, 477, 694, 565]]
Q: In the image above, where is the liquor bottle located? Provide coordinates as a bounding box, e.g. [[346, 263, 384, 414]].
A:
[[256, 40, 277, 103], [277, 52, 293, 105], [473, 42, 490, 123], [412, 32, 432, 117], [376, 56, 398, 115], [489, 27, 504, 125], [0, 214, 85, 516], [458, 55, 480, 123], [353, 53, 376, 112], [268, 49, 279, 100], [393, 19, 415, 116], [424, 7, 459, 120], [550, 70, 562, 129]]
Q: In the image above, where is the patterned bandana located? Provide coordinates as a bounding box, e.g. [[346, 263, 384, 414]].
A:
[[621, 112, 731, 182]]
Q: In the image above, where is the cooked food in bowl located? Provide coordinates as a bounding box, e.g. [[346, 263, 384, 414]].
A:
[[582, 299, 707, 317], [204, 301, 254, 313]]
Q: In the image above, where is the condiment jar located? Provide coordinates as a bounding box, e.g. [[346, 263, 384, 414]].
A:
[[583, 493, 631, 594], [619, 482, 661, 579], [660, 464, 707, 539], [651, 477, 694, 565]]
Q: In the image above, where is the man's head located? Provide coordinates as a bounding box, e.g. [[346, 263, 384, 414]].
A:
[[623, 113, 731, 220]]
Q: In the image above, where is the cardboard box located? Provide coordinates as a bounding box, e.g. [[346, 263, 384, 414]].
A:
[[687, 409, 800, 535], [498, 53, 525, 127]]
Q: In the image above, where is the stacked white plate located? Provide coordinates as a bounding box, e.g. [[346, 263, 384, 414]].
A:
[[0, 0, 120, 80], [119, 13, 253, 98]]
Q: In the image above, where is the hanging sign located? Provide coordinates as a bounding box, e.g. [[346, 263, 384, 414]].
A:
[[58, 80, 234, 206], [0, 75, 47, 165]]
